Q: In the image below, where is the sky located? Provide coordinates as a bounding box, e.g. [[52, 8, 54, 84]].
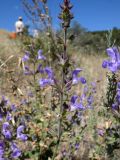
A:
[[0, 0, 120, 32]]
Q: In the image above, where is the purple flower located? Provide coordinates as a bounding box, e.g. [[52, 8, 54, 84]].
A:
[[2, 122, 12, 139], [6, 112, 12, 121], [107, 47, 119, 58], [11, 104, 16, 111], [70, 95, 85, 111], [72, 68, 82, 84], [24, 65, 29, 71], [37, 64, 44, 73], [44, 67, 53, 78], [79, 77, 86, 84], [72, 68, 82, 75], [11, 143, 21, 159], [75, 143, 80, 150], [39, 78, 54, 87], [71, 95, 78, 104], [0, 158, 5, 160], [102, 47, 120, 72], [112, 103, 119, 110], [98, 129, 104, 136], [0, 114, 3, 121], [83, 86, 88, 94], [117, 82, 120, 89], [87, 95, 94, 109], [0, 141, 4, 157], [87, 96, 93, 105], [39, 67, 54, 87], [24, 66, 33, 75], [115, 84, 120, 105], [108, 62, 118, 72], [22, 52, 30, 62], [72, 68, 86, 84], [17, 125, 28, 141], [77, 103, 85, 110], [116, 94, 120, 103], [37, 50, 46, 60], [102, 60, 108, 68], [111, 81, 120, 111], [80, 93, 86, 102]]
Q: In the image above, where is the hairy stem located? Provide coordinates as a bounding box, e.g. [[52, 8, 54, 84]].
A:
[[52, 27, 67, 160], [58, 27, 67, 139], [33, 62, 37, 103]]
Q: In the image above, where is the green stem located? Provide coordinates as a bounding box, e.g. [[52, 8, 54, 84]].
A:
[[58, 27, 67, 148], [52, 27, 67, 160], [33, 62, 37, 103]]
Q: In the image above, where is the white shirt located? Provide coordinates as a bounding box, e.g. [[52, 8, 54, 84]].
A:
[[15, 21, 24, 33]]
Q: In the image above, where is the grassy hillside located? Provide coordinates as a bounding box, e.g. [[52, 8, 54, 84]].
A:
[[0, 29, 24, 96], [0, 30, 22, 59], [0, 28, 107, 81], [0, 28, 107, 100]]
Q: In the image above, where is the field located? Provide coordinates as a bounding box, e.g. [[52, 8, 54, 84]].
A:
[[0, 1, 120, 160]]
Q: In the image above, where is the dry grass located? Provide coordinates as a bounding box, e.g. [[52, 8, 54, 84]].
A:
[[0, 29, 22, 59], [0, 30, 24, 97]]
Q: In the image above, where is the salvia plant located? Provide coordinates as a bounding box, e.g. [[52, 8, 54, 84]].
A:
[[0, 96, 28, 159], [102, 45, 120, 158], [19, 1, 95, 159]]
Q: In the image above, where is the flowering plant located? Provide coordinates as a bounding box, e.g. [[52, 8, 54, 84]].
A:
[[102, 46, 120, 159], [0, 96, 28, 159]]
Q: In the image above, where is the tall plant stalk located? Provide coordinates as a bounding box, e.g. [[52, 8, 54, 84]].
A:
[[58, 27, 67, 141], [52, 1, 73, 159]]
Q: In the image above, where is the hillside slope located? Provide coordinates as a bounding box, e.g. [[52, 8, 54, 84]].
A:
[[0, 29, 22, 58]]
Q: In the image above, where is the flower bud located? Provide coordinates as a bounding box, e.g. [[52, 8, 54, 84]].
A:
[[59, 0, 73, 29]]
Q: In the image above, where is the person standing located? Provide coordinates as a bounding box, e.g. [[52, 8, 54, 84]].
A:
[[15, 17, 24, 36]]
